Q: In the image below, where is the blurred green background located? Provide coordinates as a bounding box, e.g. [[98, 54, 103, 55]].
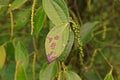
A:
[[0, 0, 120, 80]]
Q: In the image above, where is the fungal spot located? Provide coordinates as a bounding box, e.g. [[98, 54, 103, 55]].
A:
[[22, 17, 26, 22], [47, 51, 57, 63], [47, 37, 52, 43], [14, 21, 17, 26], [54, 35, 60, 40], [47, 51, 53, 58], [50, 42, 56, 50]]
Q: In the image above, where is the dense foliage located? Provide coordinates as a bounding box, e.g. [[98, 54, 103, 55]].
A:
[[0, 0, 120, 80]]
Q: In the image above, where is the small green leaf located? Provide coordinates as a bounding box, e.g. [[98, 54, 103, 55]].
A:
[[58, 30, 74, 61], [34, 5, 46, 38], [45, 23, 69, 62], [8, 0, 27, 11], [15, 41, 29, 68], [42, 0, 69, 25], [0, 45, 6, 69], [14, 9, 30, 30], [104, 72, 114, 80], [39, 61, 58, 80], [66, 71, 82, 80], [15, 63, 27, 80], [80, 22, 99, 45]]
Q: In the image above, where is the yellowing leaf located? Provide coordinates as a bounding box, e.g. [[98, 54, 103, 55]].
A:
[[0, 45, 6, 69], [45, 23, 69, 62]]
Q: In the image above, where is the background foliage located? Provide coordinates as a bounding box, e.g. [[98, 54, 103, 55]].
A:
[[0, 0, 120, 80]]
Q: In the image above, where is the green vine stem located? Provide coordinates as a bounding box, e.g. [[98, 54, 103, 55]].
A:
[[9, 9, 14, 40], [102, 23, 107, 40], [74, 0, 83, 25], [31, 0, 37, 80], [14, 61, 20, 80], [57, 61, 61, 80], [87, 0, 92, 11], [31, 0, 36, 35], [57, 61, 67, 80], [93, 37, 120, 48], [99, 49, 113, 71], [88, 49, 99, 68]]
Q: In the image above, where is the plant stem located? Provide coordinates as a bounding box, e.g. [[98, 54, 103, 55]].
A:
[[9, 10, 14, 40], [31, 0, 36, 35], [31, 0, 37, 80], [88, 49, 98, 68], [14, 61, 19, 80]]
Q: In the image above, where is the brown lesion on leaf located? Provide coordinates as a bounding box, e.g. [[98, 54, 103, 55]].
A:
[[14, 21, 17, 26], [47, 37, 53, 43], [54, 35, 60, 40], [47, 51, 57, 63], [50, 42, 56, 50], [22, 17, 26, 22]]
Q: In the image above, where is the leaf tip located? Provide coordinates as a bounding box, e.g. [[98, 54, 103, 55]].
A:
[[46, 51, 57, 63]]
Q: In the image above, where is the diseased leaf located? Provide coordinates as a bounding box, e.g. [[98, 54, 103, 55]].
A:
[[66, 71, 82, 80], [8, 0, 27, 11], [14, 9, 30, 30], [58, 30, 74, 61], [42, 0, 69, 25], [80, 22, 99, 45], [45, 23, 69, 63], [39, 61, 58, 80], [15, 41, 29, 68], [0, 45, 6, 69], [34, 5, 46, 38]]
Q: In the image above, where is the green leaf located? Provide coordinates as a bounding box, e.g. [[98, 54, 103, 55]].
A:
[[39, 61, 58, 80], [8, 0, 27, 11], [14, 9, 30, 30], [66, 71, 82, 80], [104, 72, 114, 80], [80, 22, 99, 45], [5, 42, 15, 60], [15, 63, 27, 80], [34, 5, 46, 38], [45, 23, 69, 62], [0, 63, 15, 80], [42, 0, 69, 25], [15, 41, 29, 68], [0, 45, 6, 69], [58, 30, 74, 61]]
